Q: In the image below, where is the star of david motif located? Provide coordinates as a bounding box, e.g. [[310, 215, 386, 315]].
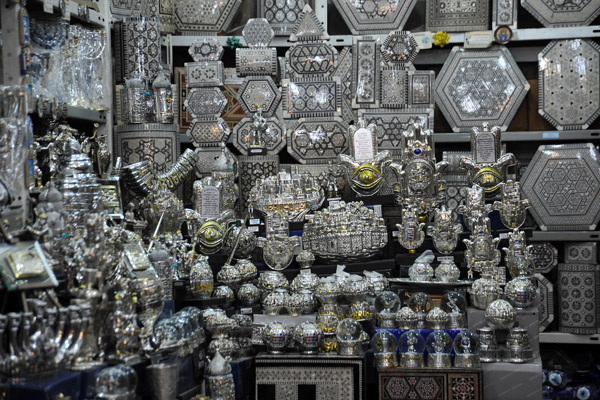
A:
[[286, 42, 338, 76], [242, 18, 274, 47], [237, 76, 281, 117]]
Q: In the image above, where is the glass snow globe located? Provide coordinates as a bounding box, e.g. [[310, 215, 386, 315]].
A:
[[441, 291, 467, 329], [453, 331, 481, 368], [95, 364, 138, 400], [336, 318, 364, 356], [407, 292, 432, 329], [375, 291, 401, 328], [426, 330, 452, 368], [398, 330, 425, 368], [371, 330, 398, 368]]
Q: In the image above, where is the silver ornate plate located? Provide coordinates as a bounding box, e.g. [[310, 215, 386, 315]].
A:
[[232, 117, 286, 155], [186, 117, 231, 147], [184, 87, 227, 117], [352, 36, 380, 109], [358, 109, 433, 156], [538, 39, 600, 130], [435, 46, 529, 132], [492, 0, 518, 30], [239, 155, 280, 211], [331, 47, 356, 124], [287, 117, 349, 164], [236, 76, 282, 118], [380, 67, 408, 108], [188, 38, 224, 62], [286, 42, 338, 77], [408, 70, 435, 108], [185, 61, 224, 88], [194, 146, 237, 177], [564, 242, 598, 264], [521, 143, 600, 231], [331, 0, 417, 34], [522, 0, 600, 27], [115, 123, 179, 174], [281, 78, 342, 118], [426, 0, 489, 32], [557, 263, 600, 334], [529, 242, 558, 274], [381, 31, 419, 65], [242, 18, 274, 47], [174, 0, 241, 34], [535, 273, 554, 332], [257, 0, 310, 36], [236, 48, 278, 77], [289, 4, 329, 42]]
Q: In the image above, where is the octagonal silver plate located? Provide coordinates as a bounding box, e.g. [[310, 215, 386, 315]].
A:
[[538, 39, 600, 130], [232, 117, 287, 155], [435, 46, 529, 132], [287, 117, 349, 164], [174, 0, 241, 34], [331, 0, 417, 34], [522, 0, 600, 27], [426, 0, 489, 32], [236, 76, 282, 118], [186, 117, 231, 147], [520, 143, 600, 231], [381, 31, 419, 65]]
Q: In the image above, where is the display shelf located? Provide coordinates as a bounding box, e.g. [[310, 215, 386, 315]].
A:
[[66, 105, 108, 122], [539, 332, 600, 344], [30, 0, 109, 29], [531, 231, 600, 241]]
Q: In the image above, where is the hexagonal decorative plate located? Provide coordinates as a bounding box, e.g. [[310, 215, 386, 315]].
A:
[[242, 18, 274, 47], [538, 39, 600, 130], [287, 117, 349, 164], [186, 117, 231, 147], [184, 87, 227, 117], [535, 273, 554, 332], [529, 242, 558, 274], [236, 76, 282, 118], [521, 143, 600, 231], [174, 0, 241, 33], [331, 0, 417, 34], [381, 31, 419, 66], [286, 42, 338, 77], [435, 46, 529, 132], [522, 0, 600, 27], [426, 0, 489, 32], [188, 38, 224, 62], [232, 117, 286, 155]]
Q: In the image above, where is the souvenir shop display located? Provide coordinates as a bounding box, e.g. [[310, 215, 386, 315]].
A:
[[3, 0, 600, 398]]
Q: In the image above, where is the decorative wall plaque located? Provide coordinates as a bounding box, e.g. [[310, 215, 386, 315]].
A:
[[520, 143, 600, 231], [538, 39, 600, 130], [535, 273, 554, 332], [114, 123, 179, 174], [287, 117, 349, 164], [257, 0, 311, 36], [281, 78, 342, 118], [232, 117, 286, 155], [236, 48, 278, 77], [381, 31, 419, 66], [492, 0, 518, 30], [331, 0, 417, 34], [380, 68, 408, 108], [184, 87, 228, 117], [185, 61, 224, 88], [186, 117, 231, 147], [352, 36, 380, 109], [242, 18, 274, 47], [529, 242, 558, 274], [564, 242, 598, 265], [408, 70, 435, 108], [426, 0, 489, 32], [113, 18, 161, 84], [558, 263, 600, 335], [435, 46, 529, 132], [236, 76, 282, 118], [522, 0, 600, 27], [286, 42, 338, 77], [174, 0, 241, 34]]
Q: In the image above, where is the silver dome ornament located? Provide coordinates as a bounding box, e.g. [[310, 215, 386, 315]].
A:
[[315, 278, 341, 305], [408, 250, 435, 281], [398, 330, 425, 368], [427, 206, 463, 254], [459, 124, 516, 198], [396, 202, 426, 253], [435, 258, 460, 283], [395, 307, 418, 330], [425, 330, 453, 368], [257, 270, 288, 292], [262, 321, 291, 354], [207, 337, 236, 359], [505, 327, 533, 363], [286, 290, 316, 316], [294, 322, 323, 355], [503, 229, 534, 279], [319, 303, 344, 319], [426, 307, 449, 330], [262, 288, 290, 315], [390, 122, 449, 214], [296, 249, 316, 269], [463, 213, 501, 276], [364, 271, 389, 297], [235, 259, 257, 282], [236, 283, 261, 307], [290, 272, 320, 293], [457, 184, 494, 231], [493, 180, 530, 229], [453, 331, 481, 369], [212, 286, 235, 308], [259, 236, 300, 271], [205, 352, 236, 400], [216, 263, 243, 290], [485, 299, 517, 330], [468, 271, 503, 310], [342, 276, 369, 303], [505, 276, 537, 309], [477, 327, 499, 363], [336, 318, 364, 356], [222, 225, 257, 259]]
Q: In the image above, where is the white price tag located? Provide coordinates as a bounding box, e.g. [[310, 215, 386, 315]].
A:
[[248, 226, 259, 232], [44, 0, 54, 13], [438, 256, 455, 262], [241, 307, 253, 314], [413, 32, 433, 50], [373, 204, 382, 217], [300, 269, 311, 275], [392, 231, 399, 237], [353, 128, 374, 161], [499, 233, 509, 239], [200, 185, 220, 218], [464, 31, 494, 49], [249, 218, 261, 225], [305, 214, 314, 220], [329, 199, 340, 207]]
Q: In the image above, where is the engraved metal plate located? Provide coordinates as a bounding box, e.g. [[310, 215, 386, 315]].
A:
[[435, 46, 529, 132], [408, 70, 435, 108], [535, 273, 554, 332], [236, 48, 278, 77], [358, 108, 433, 157], [557, 263, 600, 335], [239, 155, 279, 211], [538, 39, 600, 130], [426, 0, 489, 32], [114, 123, 179, 174], [381, 31, 419, 66], [529, 242, 558, 274], [174, 0, 241, 33], [186, 117, 231, 147], [185, 61, 224, 87], [188, 38, 224, 62], [194, 146, 237, 177], [287, 117, 349, 164], [236, 76, 282, 118], [281, 78, 342, 118], [520, 143, 600, 231], [184, 87, 228, 117], [331, 47, 356, 124], [565, 242, 598, 264], [331, 0, 417, 34], [522, 0, 600, 27], [232, 117, 286, 155], [380, 67, 408, 108], [289, 4, 329, 42], [257, 0, 310, 36], [242, 18, 274, 47], [286, 42, 338, 77], [492, 0, 518, 30], [352, 36, 380, 109]]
